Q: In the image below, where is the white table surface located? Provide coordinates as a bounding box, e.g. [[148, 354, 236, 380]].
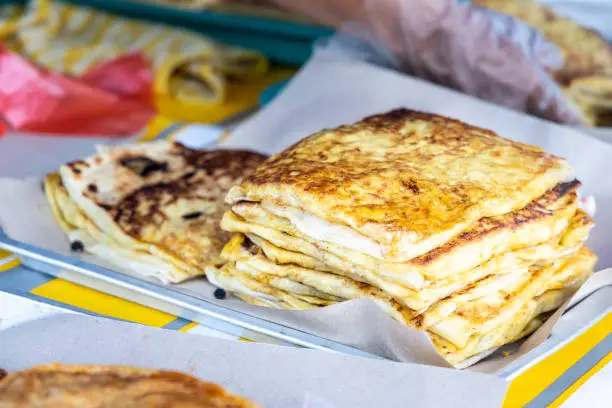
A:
[[0, 292, 609, 407]]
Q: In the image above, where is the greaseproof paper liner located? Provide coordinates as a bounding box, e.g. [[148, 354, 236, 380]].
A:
[[1, 54, 612, 371], [0, 314, 509, 408]]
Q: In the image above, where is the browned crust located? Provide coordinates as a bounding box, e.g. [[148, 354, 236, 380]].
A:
[[411, 180, 580, 266], [231, 109, 569, 252], [244, 109, 557, 188], [0, 364, 259, 407], [81, 144, 266, 238]]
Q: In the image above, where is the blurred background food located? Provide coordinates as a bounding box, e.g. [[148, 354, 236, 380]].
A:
[[134, 0, 322, 24], [473, 0, 612, 127], [0, 0, 268, 107], [0, 0, 610, 135]]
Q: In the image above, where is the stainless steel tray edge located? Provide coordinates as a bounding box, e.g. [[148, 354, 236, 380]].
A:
[[0, 231, 381, 360], [1, 229, 610, 380]]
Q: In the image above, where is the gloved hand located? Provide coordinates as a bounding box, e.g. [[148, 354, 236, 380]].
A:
[[270, 0, 586, 124]]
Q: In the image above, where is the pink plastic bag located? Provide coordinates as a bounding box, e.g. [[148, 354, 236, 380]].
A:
[[0, 48, 154, 136]]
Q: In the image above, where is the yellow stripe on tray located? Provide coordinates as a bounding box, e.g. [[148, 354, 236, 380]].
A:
[[178, 321, 199, 332], [0, 249, 20, 272], [504, 313, 612, 408], [0, 256, 21, 272], [550, 351, 612, 408], [31, 279, 176, 327]]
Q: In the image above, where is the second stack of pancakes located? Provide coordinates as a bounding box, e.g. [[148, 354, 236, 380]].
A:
[[207, 109, 597, 367]]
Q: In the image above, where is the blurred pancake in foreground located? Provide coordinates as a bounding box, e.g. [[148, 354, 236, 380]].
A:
[[209, 109, 597, 367], [44, 141, 267, 283], [0, 364, 259, 407]]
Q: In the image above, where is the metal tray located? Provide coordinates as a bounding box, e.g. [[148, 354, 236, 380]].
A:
[[0, 226, 610, 380]]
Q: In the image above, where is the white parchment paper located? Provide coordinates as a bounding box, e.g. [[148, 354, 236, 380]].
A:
[[0, 314, 509, 408], [0, 53, 611, 373]]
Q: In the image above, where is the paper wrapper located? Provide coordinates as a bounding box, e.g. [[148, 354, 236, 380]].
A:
[[0, 314, 509, 407], [0, 48, 153, 136], [1, 54, 612, 372]]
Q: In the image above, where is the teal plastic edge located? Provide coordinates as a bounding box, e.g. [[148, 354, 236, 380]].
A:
[[64, 0, 333, 64], [1, 0, 332, 64], [260, 79, 289, 107], [70, 0, 332, 38]]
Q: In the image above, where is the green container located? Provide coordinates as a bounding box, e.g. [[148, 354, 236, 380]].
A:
[[59, 0, 334, 65]]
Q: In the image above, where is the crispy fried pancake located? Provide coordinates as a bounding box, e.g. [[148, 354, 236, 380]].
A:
[[423, 248, 596, 350], [217, 209, 590, 322], [207, 263, 417, 326], [221, 234, 416, 318], [46, 173, 197, 282], [211, 247, 595, 367], [207, 264, 321, 310], [47, 141, 266, 283], [227, 110, 573, 262], [0, 364, 259, 407], [223, 181, 580, 290], [221, 209, 592, 312], [432, 247, 596, 366], [473, 0, 612, 85]]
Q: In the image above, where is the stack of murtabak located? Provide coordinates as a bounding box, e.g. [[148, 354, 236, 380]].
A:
[[208, 109, 597, 367]]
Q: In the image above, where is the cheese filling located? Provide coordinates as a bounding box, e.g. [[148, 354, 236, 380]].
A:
[[261, 200, 384, 259]]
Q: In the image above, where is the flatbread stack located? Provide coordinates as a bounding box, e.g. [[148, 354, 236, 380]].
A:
[[44, 141, 267, 284], [208, 109, 597, 367], [474, 0, 612, 127]]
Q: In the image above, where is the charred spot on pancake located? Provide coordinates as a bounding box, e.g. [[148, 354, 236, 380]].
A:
[[99, 203, 112, 211], [87, 184, 98, 193], [182, 211, 202, 220], [249, 246, 260, 256], [401, 178, 420, 194], [70, 240, 85, 252], [241, 236, 255, 251], [66, 160, 90, 176], [235, 200, 257, 207], [109, 149, 266, 237], [182, 171, 196, 180], [175, 148, 267, 179], [213, 288, 227, 300], [411, 314, 424, 328], [120, 156, 169, 178]]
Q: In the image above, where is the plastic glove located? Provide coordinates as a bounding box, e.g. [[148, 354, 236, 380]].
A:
[[270, 0, 585, 124]]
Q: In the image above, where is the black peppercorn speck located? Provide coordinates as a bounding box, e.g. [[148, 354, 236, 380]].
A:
[[70, 240, 85, 252], [213, 288, 227, 300]]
